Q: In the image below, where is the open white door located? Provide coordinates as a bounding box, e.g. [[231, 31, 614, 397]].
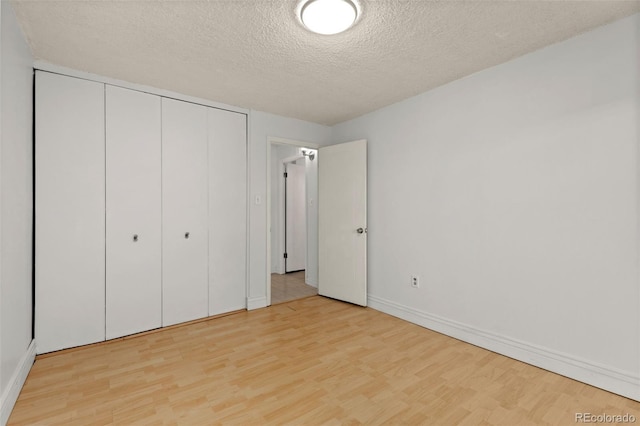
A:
[[285, 162, 306, 272], [318, 139, 367, 306]]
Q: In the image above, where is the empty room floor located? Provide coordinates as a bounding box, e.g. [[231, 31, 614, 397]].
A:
[[9, 296, 640, 425], [271, 271, 318, 304]]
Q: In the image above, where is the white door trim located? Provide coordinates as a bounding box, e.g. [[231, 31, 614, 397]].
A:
[[266, 137, 319, 306]]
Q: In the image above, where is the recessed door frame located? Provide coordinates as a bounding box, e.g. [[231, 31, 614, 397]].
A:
[[266, 137, 319, 306]]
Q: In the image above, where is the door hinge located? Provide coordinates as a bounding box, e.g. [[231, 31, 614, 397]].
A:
[[284, 172, 288, 178], [284, 253, 288, 259]]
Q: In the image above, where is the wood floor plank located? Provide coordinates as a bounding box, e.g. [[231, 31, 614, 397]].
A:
[[9, 296, 640, 425]]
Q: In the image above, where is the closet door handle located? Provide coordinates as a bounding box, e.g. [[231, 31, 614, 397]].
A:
[[133, 234, 139, 242], [185, 232, 190, 239]]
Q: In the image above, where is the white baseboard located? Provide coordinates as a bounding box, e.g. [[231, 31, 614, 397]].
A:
[[305, 277, 318, 288], [368, 295, 640, 402], [247, 296, 267, 310], [0, 340, 36, 426]]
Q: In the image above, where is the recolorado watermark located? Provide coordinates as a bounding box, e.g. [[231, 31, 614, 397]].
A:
[[575, 413, 636, 423]]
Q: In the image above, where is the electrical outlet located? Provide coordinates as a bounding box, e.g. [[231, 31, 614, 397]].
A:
[[411, 275, 419, 288]]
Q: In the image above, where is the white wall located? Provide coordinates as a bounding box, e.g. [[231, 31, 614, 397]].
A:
[[0, 2, 35, 424], [332, 14, 640, 400], [248, 111, 330, 308]]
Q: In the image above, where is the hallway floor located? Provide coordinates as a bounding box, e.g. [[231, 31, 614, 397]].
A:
[[271, 271, 317, 304]]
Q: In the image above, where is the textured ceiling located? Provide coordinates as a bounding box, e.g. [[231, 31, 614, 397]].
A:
[[11, 0, 640, 125]]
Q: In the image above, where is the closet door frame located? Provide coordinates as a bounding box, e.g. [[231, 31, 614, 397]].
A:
[[34, 64, 251, 349]]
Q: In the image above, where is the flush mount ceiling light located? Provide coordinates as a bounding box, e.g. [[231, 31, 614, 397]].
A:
[[300, 0, 358, 35]]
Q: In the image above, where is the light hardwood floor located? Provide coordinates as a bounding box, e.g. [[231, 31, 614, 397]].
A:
[[271, 271, 318, 304], [10, 296, 640, 425]]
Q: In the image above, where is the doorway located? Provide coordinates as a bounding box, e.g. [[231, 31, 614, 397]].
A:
[[284, 158, 306, 273], [267, 138, 319, 305]]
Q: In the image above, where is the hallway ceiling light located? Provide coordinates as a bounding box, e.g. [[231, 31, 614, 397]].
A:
[[302, 149, 316, 161], [300, 0, 358, 35]]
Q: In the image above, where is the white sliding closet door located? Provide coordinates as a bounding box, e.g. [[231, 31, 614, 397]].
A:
[[106, 86, 162, 339], [162, 99, 209, 326], [35, 71, 106, 354], [208, 109, 247, 314]]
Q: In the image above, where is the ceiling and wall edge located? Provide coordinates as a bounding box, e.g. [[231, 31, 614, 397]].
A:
[[33, 60, 250, 117]]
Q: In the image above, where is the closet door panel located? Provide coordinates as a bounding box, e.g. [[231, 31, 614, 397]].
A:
[[35, 72, 105, 354], [162, 99, 209, 326], [208, 109, 247, 315], [106, 86, 162, 339]]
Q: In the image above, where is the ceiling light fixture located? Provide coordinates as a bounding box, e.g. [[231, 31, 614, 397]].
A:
[[300, 0, 358, 35]]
